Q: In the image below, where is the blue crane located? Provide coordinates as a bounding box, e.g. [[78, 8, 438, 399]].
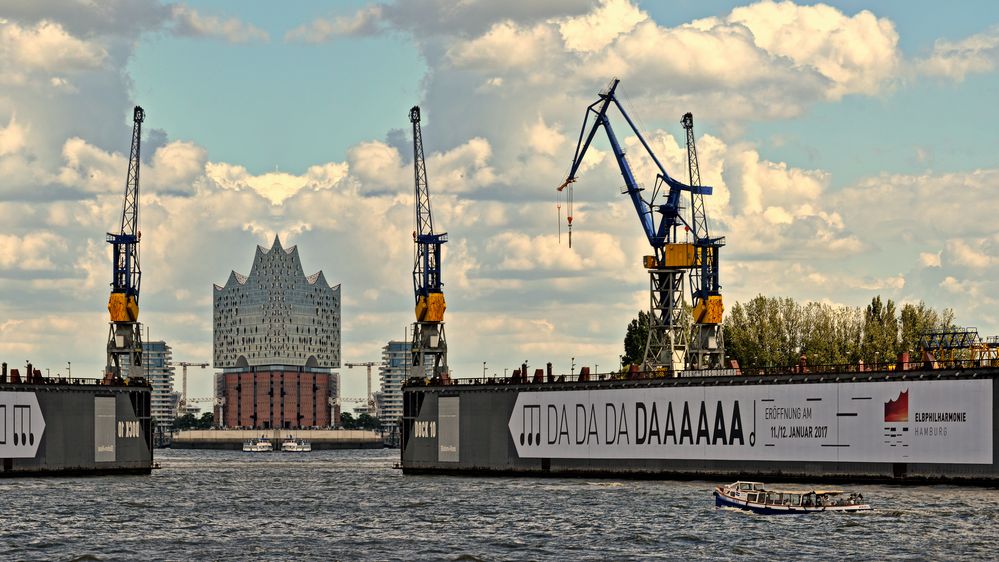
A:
[[106, 106, 145, 380], [410, 106, 448, 380], [559, 79, 724, 371], [558, 79, 710, 260]]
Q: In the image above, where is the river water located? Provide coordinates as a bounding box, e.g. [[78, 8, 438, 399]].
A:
[[2, 449, 997, 560]]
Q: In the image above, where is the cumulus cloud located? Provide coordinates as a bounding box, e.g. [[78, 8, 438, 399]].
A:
[[437, 0, 902, 126], [285, 6, 384, 43], [0, 231, 67, 272], [347, 137, 497, 194], [716, 1, 900, 97], [170, 4, 269, 43], [0, 0, 170, 38], [919, 251, 942, 268], [205, 161, 349, 204], [449, 21, 561, 69], [946, 238, 997, 269], [0, 114, 27, 155], [558, 0, 645, 52], [918, 26, 999, 81], [287, 0, 597, 41], [0, 20, 107, 73]]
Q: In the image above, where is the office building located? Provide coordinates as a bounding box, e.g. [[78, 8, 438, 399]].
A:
[[142, 340, 175, 434]]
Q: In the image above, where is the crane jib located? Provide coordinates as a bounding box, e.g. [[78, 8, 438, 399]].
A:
[[565, 87, 710, 248]]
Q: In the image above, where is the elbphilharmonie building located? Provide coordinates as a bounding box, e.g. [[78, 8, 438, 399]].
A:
[[213, 236, 341, 428]]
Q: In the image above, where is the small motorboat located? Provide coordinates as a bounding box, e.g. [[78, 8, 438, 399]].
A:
[[242, 437, 273, 452], [281, 437, 312, 452], [714, 481, 872, 514]]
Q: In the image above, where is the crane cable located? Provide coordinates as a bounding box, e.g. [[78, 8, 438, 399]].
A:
[[566, 181, 573, 248], [556, 190, 562, 244]]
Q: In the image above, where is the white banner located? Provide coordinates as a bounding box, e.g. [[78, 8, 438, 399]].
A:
[[0, 391, 47, 458], [508, 379, 993, 464]]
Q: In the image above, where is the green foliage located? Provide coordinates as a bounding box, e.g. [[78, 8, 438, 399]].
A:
[[340, 411, 381, 430], [173, 411, 214, 430], [721, 295, 955, 369], [899, 301, 954, 355], [622, 310, 649, 366]]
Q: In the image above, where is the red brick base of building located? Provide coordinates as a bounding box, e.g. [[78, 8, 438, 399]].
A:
[[220, 369, 334, 429]]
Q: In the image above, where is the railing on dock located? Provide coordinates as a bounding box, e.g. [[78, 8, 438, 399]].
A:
[[0, 362, 147, 388], [407, 358, 999, 388]]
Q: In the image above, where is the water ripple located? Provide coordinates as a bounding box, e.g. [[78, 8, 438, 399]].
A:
[[1, 449, 997, 560]]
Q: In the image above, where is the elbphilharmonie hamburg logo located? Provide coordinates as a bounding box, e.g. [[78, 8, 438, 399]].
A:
[[883, 389, 909, 450], [884, 390, 909, 422]]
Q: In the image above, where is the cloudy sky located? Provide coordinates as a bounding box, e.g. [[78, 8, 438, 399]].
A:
[[1, 0, 998, 403]]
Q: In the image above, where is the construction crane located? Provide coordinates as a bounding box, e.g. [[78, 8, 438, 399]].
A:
[[176, 361, 209, 411], [409, 106, 448, 380], [185, 397, 223, 406], [345, 361, 377, 414], [681, 112, 725, 369], [558, 79, 718, 373], [331, 397, 369, 408], [106, 106, 145, 382]]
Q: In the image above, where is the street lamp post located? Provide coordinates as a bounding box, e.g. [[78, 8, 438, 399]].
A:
[[483, 361, 487, 378], [571, 357, 575, 376]]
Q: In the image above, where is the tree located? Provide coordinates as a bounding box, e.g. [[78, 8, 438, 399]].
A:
[[340, 412, 380, 430], [622, 310, 649, 366], [356, 413, 381, 431], [173, 413, 198, 431], [172, 411, 213, 430], [861, 296, 899, 364]]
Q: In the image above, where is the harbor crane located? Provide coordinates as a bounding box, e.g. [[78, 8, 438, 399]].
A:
[[106, 106, 145, 381], [410, 106, 449, 381], [558, 79, 724, 372], [681, 112, 726, 369], [176, 361, 209, 411], [344, 361, 377, 413]]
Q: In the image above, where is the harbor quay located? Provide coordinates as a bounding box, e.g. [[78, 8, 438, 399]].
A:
[[172, 429, 383, 450]]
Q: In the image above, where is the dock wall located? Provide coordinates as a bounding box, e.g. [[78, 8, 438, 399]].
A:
[[1, 382, 153, 477], [172, 429, 384, 450], [402, 369, 998, 484]]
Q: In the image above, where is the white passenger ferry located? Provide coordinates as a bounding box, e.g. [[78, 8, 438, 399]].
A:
[[714, 481, 872, 514], [242, 437, 273, 452], [281, 438, 312, 452]]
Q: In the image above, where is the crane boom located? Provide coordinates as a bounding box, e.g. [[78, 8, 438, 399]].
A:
[[105, 106, 145, 381], [559, 80, 723, 372], [410, 106, 448, 381], [560, 79, 710, 257]]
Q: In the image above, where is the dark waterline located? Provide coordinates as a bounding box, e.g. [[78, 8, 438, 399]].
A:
[[2, 449, 997, 561]]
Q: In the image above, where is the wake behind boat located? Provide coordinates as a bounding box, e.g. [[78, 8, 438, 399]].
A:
[[714, 481, 872, 514]]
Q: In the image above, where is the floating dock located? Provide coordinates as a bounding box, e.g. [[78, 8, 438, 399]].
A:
[[401, 364, 997, 484], [1, 373, 152, 477]]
